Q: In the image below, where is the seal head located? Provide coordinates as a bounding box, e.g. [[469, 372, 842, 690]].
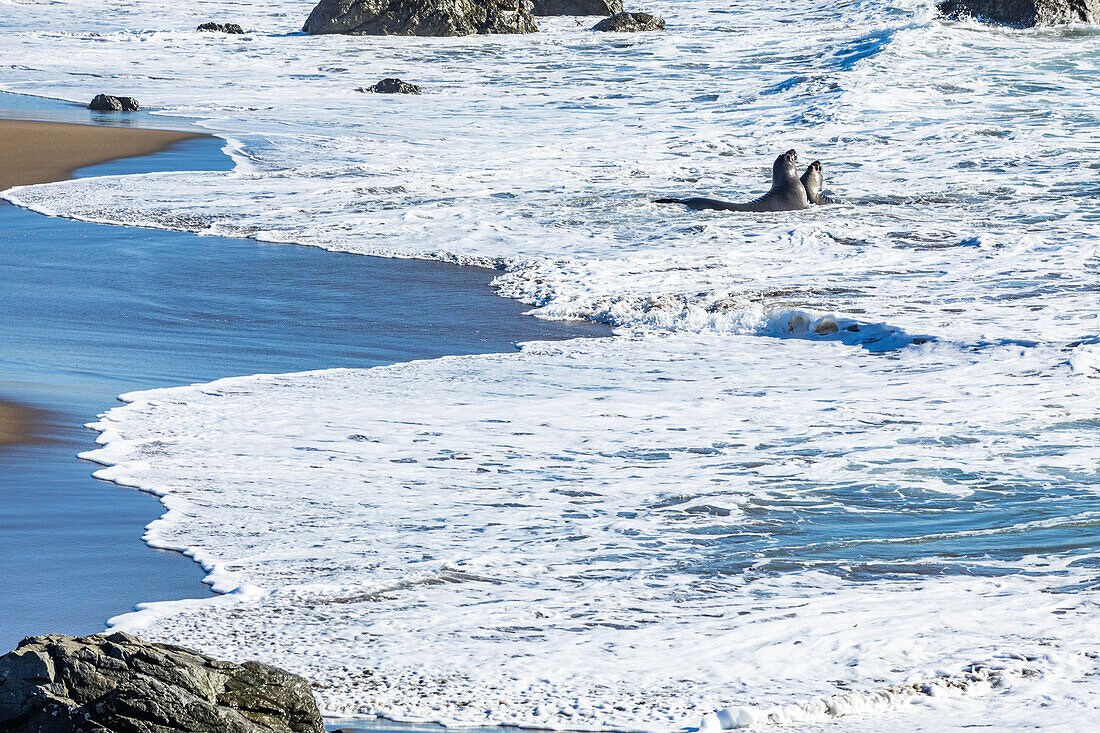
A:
[[800, 160, 835, 205]]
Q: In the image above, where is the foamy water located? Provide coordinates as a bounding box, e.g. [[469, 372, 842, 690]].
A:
[[2, 0, 1099, 729]]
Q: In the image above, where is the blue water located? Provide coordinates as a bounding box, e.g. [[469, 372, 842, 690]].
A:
[[0, 121, 607, 652], [0, 90, 202, 132]]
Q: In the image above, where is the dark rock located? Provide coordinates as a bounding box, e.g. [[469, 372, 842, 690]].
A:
[[937, 0, 1099, 25], [358, 78, 422, 94], [592, 11, 665, 31], [197, 22, 246, 34], [0, 632, 325, 733], [89, 94, 140, 112], [303, 0, 538, 36], [529, 0, 621, 15]]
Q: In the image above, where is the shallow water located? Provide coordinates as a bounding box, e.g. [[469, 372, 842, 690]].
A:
[[1, 1, 1098, 730], [0, 130, 605, 651], [0, 89, 203, 132]]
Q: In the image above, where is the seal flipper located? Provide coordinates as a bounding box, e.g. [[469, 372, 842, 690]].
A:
[[655, 197, 740, 211]]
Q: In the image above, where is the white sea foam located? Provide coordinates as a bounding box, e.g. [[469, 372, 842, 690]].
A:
[[82, 334, 1100, 730], [2, 0, 1100, 729]]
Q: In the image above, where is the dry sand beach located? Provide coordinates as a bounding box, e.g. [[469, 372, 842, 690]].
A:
[[0, 119, 200, 191], [0, 118, 203, 447]]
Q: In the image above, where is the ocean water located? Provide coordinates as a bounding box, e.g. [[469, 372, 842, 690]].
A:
[[1, 0, 1098, 730], [0, 120, 604, 651], [0, 136, 234, 652]]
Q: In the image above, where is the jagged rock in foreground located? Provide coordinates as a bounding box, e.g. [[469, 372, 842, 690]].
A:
[[357, 77, 422, 93], [937, 0, 1099, 25], [0, 632, 324, 733], [89, 94, 140, 112], [197, 22, 246, 33], [529, 0, 622, 15], [303, 0, 538, 36], [592, 10, 664, 31]]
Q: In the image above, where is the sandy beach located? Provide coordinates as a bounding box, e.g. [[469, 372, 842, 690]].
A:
[[0, 117, 203, 446], [0, 118, 200, 192]]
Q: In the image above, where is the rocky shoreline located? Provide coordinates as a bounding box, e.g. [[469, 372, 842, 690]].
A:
[[0, 633, 325, 733]]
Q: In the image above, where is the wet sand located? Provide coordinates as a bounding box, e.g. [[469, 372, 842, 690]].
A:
[[0, 118, 201, 192], [0, 117, 204, 446], [0, 401, 35, 447]]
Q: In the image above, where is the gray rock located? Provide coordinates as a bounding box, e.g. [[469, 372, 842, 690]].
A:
[[357, 78, 422, 93], [0, 632, 324, 733], [303, 0, 538, 36], [937, 0, 1099, 25], [88, 95, 140, 112], [197, 22, 246, 34], [529, 0, 621, 15], [592, 11, 664, 31]]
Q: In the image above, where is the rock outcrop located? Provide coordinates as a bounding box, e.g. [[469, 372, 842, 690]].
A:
[[303, 0, 538, 36], [937, 0, 1099, 25], [529, 0, 622, 15], [592, 11, 664, 31], [357, 78, 422, 93], [0, 632, 325, 733], [197, 22, 246, 33], [89, 94, 140, 112]]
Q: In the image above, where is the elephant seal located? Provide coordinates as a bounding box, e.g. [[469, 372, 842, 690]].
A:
[[655, 149, 811, 212], [800, 160, 836, 205]]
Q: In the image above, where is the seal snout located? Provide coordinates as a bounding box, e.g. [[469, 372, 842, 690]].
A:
[[784, 149, 798, 162]]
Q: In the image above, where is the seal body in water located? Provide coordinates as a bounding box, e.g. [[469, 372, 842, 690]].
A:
[[655, 149, 811, 212], [800, 160, 836, 205]]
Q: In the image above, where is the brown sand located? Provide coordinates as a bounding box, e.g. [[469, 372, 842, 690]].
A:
[[0, 118, 204, 445], [0, 118, 202, 192], [0, 401, 36, 447]]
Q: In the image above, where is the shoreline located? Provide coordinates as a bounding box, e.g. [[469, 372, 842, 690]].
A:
[[0, 118, 202, 192], [0, 116, 207, 447], [0, 98, 609, 729], [0, 96, 608, 661]]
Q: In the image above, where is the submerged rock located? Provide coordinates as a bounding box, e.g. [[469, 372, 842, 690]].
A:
[[197, 22, 246, 34], [592, 11, 665, 31], [89, 94, 140, 112], [358, 78, 422, 94], [303, 0, 538, 36], [529, 0, 622, 15], [936, 0, 1099, 25], [0, 632, 324, 733]]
